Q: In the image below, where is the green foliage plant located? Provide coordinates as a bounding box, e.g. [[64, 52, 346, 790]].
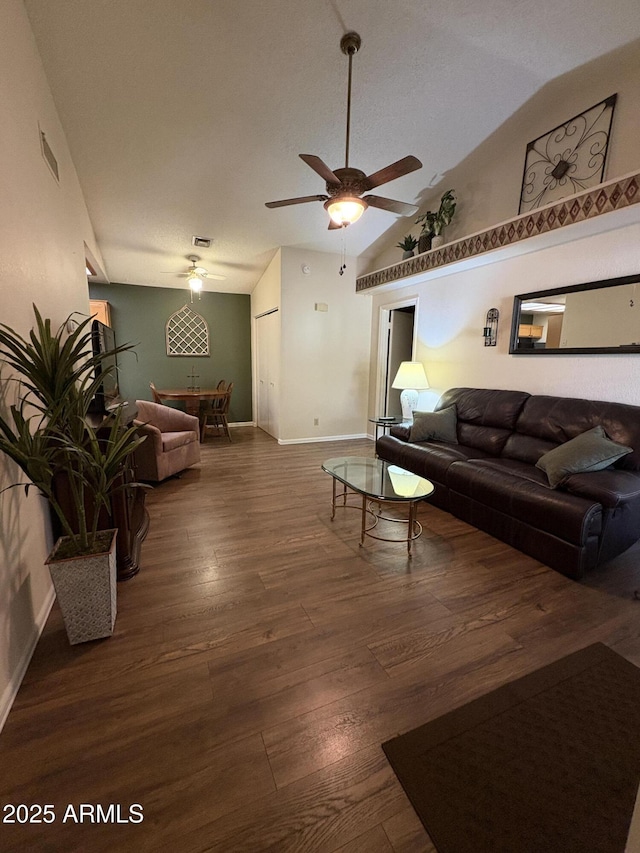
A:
[[396, 235, 418, 251], [415, 189, 457, 237], [0, 305, 145, 557], [433, 189, 456, 235], [415, 210, 436, 237]]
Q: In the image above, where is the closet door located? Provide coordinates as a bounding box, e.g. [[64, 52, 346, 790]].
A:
[[256, 310, 279, 438]]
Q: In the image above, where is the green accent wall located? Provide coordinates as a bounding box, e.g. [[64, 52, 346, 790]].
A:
[[89, 283, 252, 422]]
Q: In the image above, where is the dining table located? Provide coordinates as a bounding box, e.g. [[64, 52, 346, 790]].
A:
[[155, 388, 226, 417]]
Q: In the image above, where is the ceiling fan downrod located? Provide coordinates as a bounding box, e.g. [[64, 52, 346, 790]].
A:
[[340, 32, 361, 170]]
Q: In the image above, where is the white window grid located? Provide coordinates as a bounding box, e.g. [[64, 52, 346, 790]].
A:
[[166, 305, 210, 356]]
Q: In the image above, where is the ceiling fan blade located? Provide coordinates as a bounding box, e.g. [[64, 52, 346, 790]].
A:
[[327, 219, 343, 230], [362, 195, 419, 216], [206, 273, 227, 281], [363, 155, 422, 191], [299, 154, 340, 185], [265, 194, 328, 209]]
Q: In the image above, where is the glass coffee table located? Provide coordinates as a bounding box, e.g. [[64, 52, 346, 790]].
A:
[[322, 456, 435, 557]]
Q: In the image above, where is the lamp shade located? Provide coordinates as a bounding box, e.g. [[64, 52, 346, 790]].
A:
[[391, 361, 429, 390], [325, 197, 367, 226]]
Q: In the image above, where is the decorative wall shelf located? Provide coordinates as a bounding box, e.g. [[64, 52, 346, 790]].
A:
[[356, 171, 640, 293]]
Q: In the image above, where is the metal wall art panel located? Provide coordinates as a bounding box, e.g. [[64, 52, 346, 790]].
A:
[[519, 95, 616, 213]]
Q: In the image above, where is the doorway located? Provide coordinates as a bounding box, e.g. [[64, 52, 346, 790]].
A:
[[377, 300, 417, 417]]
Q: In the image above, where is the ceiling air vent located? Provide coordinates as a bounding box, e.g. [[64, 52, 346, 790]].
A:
[[39, 128, 59, 182], [192, 236, 212, 248]]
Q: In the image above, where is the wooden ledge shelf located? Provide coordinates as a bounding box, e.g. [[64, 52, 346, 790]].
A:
[[356, 171, 640, 293]]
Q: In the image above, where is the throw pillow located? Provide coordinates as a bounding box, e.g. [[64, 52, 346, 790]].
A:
[[536, 425, 632, 488], [409, 406, 458, 444]]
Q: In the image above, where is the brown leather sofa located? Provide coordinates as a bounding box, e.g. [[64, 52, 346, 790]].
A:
[[376, 388, 640, 579]]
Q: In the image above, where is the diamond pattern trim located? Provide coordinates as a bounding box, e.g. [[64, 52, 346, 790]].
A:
[[356, 172, 640, 292]]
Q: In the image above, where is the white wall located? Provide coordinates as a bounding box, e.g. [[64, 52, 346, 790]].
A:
[[0, 0, 105, 728], [251, 248, 281, 317], [251, 248, 372, 443], [279, 247, 371, 442], [364, 36, 640, 414], [368, 220, 640, 413], [367, 38, 640, 274]]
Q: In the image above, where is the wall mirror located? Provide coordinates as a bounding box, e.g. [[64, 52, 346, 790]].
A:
[[510, 273, 640, 355]]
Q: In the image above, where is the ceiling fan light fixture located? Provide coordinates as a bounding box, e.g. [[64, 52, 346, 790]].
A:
[[325, 196, 367, 226], [187, 271, 203, 291], [265, 31, 422, 225]]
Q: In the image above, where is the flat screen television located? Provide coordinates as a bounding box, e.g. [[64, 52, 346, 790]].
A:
[[89, 319, 123, 413]]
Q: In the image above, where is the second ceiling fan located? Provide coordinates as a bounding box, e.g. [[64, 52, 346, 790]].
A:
[[266, 31, 422, 229]]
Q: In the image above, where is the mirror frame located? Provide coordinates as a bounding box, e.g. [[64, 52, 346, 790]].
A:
[[509, 272, 640, 355]]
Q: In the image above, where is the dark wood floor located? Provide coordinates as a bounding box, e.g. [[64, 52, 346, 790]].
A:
[[2, 427, 640, 852]]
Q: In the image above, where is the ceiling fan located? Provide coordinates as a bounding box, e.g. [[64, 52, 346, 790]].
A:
[[265, 31, 422, 229], [162, 256, 226, 301]]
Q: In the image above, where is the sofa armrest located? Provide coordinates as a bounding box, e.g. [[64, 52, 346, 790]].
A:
[[135, 400, 199, 433], [389, 424, 411, 441], [134, 420, 163, 455], [564, 469, 640, 508]]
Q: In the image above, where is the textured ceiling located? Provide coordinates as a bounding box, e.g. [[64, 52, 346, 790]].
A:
[[24, 0, 640, 294]]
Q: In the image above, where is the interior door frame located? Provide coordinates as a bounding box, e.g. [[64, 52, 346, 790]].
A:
[[253, 306, 279, 432], [375, 296, 419, 417]]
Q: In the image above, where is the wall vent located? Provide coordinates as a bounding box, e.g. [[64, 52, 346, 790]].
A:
[[192, 236, 211, 248], [39, 128, 59, 182]]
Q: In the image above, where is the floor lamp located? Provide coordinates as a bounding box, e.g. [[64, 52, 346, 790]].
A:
[[392, 361, 429, 422]]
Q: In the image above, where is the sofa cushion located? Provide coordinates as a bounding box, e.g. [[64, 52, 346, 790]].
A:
[[515, 396, 640, 472], [437, 388, 530, 429], [376, 435, 490, 484], [161, 430, 197, 452], [501, 432, 558, 465], [447, 458, 602, 544], [409, 406, 458, 443], [435, 388, 530, 455], [536, 426, 633, 488]]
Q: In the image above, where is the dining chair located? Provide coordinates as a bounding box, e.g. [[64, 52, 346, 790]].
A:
[[198, 379, 226, 420], [201, 382, 233, 442], [149, 381, 162, 404]]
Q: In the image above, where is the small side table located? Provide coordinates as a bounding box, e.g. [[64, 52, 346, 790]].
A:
[[369, 416, 404, 443]]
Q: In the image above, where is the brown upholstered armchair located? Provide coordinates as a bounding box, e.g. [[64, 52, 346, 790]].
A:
[[133, 400, 200, 482]]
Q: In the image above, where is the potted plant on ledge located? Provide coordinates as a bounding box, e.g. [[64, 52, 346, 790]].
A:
[[415, 211, 436, 253], [396, 235, 418, 259], [0, 306, 145, 644], [432, 189, 456, 247]]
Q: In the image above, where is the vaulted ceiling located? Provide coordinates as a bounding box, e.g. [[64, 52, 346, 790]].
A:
[[24, 0, 640, 294]]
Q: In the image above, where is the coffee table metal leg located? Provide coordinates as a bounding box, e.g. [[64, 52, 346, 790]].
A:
[[360, 493, 367, 546], [408, 500, 416, 557], [331, 478, 350, 520]]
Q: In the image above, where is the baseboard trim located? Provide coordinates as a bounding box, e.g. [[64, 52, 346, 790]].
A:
[[278, 433, 371, 445], [0, 585, 55, 733], [229, 421, 255, 428]]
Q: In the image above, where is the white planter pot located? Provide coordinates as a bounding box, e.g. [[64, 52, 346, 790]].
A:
[[431, 234, 445, 248], [46, 530, 118, 645]]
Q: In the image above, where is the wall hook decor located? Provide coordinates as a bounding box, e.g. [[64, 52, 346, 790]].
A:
[[483, 308, 499, 346]]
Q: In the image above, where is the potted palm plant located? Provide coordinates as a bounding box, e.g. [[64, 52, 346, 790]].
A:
[[396, 235, 418, 259], [0, 306, 145, 644]]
